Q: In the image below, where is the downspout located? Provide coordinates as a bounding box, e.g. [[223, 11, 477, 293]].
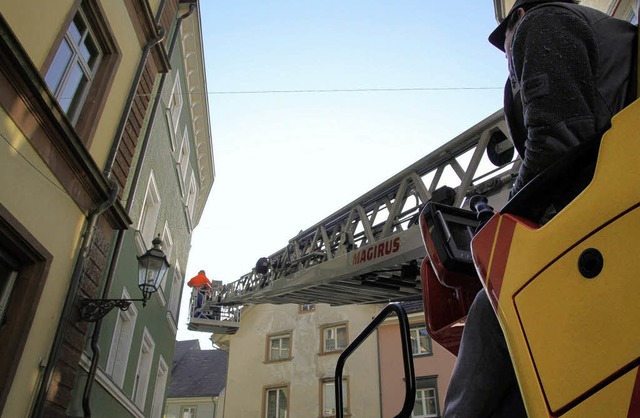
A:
[[81, 3, 197, 417], [30, 182, 118, 418]]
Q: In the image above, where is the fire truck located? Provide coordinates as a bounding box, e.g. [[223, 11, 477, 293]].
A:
[[186, 3, 639, 416]]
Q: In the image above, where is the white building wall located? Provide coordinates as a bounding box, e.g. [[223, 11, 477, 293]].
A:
[[221, 303, 384, 417]]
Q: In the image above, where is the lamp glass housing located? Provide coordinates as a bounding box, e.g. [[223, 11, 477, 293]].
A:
[[137, 238, 170, 302]]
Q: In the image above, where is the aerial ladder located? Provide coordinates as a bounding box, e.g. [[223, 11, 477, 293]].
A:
[[187, 109, 521, 334], [186, 3, 640, 417]]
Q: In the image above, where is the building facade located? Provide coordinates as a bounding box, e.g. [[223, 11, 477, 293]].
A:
[[213, 303, 383, 418], [0, 0, 212, 417], [68, 2, 213, 417], [211, 301, 456, 418]]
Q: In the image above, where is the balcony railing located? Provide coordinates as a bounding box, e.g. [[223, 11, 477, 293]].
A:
[[186, 287, 241, 334]]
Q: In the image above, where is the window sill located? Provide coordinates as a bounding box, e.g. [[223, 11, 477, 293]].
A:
[[318, 349, 345, 357], [263, 357, 293, 364], [413, 352, 434, 358]]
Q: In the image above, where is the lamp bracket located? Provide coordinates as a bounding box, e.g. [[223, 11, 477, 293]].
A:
[[78, 297, 145, 322]]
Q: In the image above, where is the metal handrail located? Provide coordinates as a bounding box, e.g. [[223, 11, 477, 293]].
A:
[[335, 303, 416, 418]]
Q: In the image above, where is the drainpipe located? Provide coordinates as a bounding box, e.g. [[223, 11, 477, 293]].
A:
[[30, 182, 118, 418], [81, 3, 197, 417]]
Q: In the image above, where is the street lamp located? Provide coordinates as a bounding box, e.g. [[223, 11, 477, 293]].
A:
[[78, 236, 170, 322]]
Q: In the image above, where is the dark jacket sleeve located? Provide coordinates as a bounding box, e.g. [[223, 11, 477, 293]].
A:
[[508, 7, 599, 196]]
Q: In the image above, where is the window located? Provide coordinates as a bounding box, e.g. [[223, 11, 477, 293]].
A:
[[139, 173, 161, 249], [322, 378, 348, 417], [186, 173, 198, 222], [105, 288, 138, 388], [264, 386, 288, 418], [267, 333, 291, 361], [168, 261, 182, 322], [299, 304, 315, 313], [133, 328, 155, 409], [181, 406, 196, 418], [150, 356, 168, 418], [322, 323, 347, 353], [168, 74, 183, 131], [410, 324, 433, 356], [160, 222, 174, 265], [178, 128, 190, 183], [45, 9, 101, 124], [412, 377, 439, 418], [42, 1, 117, 143]]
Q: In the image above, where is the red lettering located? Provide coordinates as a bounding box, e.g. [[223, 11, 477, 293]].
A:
[[351, 237, 402, 265], [392, 237, 400, 253], [366, 247, 374, 260]]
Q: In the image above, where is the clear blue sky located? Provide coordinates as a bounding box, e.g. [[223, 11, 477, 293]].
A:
[[177, 1, 509, 346]]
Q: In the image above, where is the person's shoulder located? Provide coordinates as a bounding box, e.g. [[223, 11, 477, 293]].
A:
[[516, 4, 591, 36], [525, 3, 587, 21]]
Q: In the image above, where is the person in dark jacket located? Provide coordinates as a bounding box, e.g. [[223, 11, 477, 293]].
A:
[[442, 2, 637, 417]]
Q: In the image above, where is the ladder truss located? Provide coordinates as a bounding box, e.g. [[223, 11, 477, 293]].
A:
[[215, 110, 518, 307]]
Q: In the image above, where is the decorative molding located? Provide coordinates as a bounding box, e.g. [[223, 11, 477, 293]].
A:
[[178, 5, 214, 227]]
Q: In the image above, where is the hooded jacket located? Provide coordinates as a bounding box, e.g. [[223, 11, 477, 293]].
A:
[[504, 2, 637, 196]]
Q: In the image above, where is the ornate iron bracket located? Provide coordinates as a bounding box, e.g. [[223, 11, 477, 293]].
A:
[[78, 297, 144, 322]]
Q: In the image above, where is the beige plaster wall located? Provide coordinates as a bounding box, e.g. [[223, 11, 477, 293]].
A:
[[223, 303, 383, 418], [0, 111, 85, 418]]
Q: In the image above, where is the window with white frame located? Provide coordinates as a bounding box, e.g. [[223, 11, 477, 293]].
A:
[[299, 304, 315, 313], [161, 222, 174, 265], [267, 333, 291, 361], [322, 323, 347, 353], [168, 261, 182, 322], [181, 406, 196, 418], [265, 386, 288, 418], [139, 173, 161, 249], [412, 377, 439, 418], [322, 378, 348, 417], [410, 324, 433, 356], [132, 328, 155, 409], [178, 128, 190, 183], [168, 75, 183, 131], [45, 8, 101, 124], [150, 356, 168, 418], [105, 288, 137, 388], [186, 173, 198, 222]]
